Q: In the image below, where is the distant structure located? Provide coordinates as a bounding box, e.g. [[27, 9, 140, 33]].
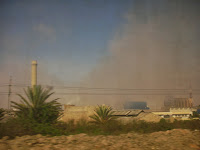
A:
[[163, 90, 193, 110], [153, 108, 196, 120], [31, 60, 37, 87], [124, 101, 149, 110], [164, 97, 193, 110], [62, 105, 96, 122], [173, 98, 193, 108]]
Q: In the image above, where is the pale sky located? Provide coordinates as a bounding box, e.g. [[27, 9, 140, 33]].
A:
[[0, 0, 133, 84]]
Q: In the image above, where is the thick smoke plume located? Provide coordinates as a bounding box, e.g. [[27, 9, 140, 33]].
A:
[[1, 1, 200, 109], [80, 1, 200, 109]]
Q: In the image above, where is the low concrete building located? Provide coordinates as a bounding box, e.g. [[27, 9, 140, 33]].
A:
[[152, 108, 196, 120], [111, 110, 146, 124], [61, 105, 144, 123], [62, 104, 197, 123], [61, 105, 96, 122]]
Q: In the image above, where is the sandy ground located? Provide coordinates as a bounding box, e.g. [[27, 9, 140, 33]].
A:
[[0, 129, 200, 150]]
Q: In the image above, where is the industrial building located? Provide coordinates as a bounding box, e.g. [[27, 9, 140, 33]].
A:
[[164, 97, 193, 109], [163, 90, 193, 111], [159, 91, 195, 119], [152, 108, 196, 120]]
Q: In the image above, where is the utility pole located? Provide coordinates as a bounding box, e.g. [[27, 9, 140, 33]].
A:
[[8, 76, 12, 110], [189, 80, 193, 107]]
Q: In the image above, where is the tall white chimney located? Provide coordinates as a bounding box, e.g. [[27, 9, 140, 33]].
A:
[[31, 60, 37, 87]]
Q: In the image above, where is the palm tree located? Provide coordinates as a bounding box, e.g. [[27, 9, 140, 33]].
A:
[[89, 105, 115, 125], [11, 85, 62, 124]]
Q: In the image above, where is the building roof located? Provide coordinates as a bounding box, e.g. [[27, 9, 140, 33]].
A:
[[112, 110, 143, 116]]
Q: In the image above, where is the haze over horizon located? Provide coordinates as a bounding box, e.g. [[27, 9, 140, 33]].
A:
[[0, 0, 200, 109]]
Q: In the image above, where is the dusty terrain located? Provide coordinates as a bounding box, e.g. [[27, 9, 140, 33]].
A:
[[0, 129, 200, 150]]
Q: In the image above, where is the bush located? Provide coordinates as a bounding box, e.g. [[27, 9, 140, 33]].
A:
[[53, 120, 76, 134], [192, 111, 200, 118], [0, 85, 63, 138], [89, 105, 116, 125], [0, 118, 34, 139], [11, 85, 62, 124], [31, 123, 63, 136], [157, 118, 173, 131], [101, 120, 126, 135], [1, 117, 200, 138]]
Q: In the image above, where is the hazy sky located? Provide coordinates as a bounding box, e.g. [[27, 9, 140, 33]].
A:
[[1, 0, 200, 108], [0, 0, 133, 84], [80, 0, 200, 108]]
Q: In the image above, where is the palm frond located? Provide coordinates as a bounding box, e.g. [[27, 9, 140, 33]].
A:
[[16, 94, 32, 108], [0, 108, 5, 121], [11, 85, 62, 123], [89, 105, 115, 125]]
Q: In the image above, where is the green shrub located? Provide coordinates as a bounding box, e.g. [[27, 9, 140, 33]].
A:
[[75, 119, 89, 133], [133, 120, 152, 133], [1, 118, 200, 138], [31, 123, 63, 136], [53, 120, 76, 134], [89, 105, 115, 125], [192, 111, 200, 118], [11, 85, 62, 124], [0, 118, 34, 139], [157, 118, 173, 131], [101, 120, 125, 135]]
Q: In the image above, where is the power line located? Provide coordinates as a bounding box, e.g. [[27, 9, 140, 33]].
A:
[[53, 92, 200, 95], [35, 85, 200, 92], [1, 82, 200, 91], [2, 92, 200, 95], [47, 86, 190, 91], [2, 83, 200, 96], [0, 84, 29, 87]]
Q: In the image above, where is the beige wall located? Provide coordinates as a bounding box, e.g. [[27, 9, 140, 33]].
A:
[[61, 105, 96, 122]]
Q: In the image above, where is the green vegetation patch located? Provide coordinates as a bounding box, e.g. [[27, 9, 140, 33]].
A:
[[1, 101, 200, 139]]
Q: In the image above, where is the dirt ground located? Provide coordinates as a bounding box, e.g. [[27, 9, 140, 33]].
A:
[[0, 129, 200, 150]]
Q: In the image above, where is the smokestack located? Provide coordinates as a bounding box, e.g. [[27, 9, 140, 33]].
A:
[[31, 60, 37, 87]]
